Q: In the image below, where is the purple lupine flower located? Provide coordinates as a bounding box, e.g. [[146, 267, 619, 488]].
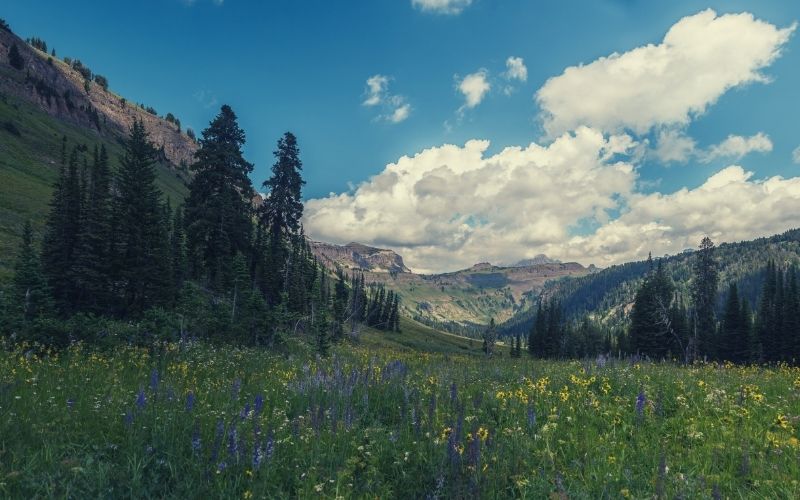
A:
[[253, 394, 264, 416], [467, 431, 481, 470], [447, 430, 461, 467], [240, 404, 251, 421], [136, 388, 146, 410], [428, 394, 437, 427], [123, 410, 134, 427], [636, 389, 646, 418], [450, 381, 458, 405], [388, 431, 397, 443], [150, 368, 159, 392], [527, 405, 537, 430], [216, 461, 227, 473], [185, 391, 195, 412], [252, 424, 263, 469], [264, 430, 275, 462], [166, 387, 175, 402], [191, 423, 202, 454], [227, 425, 239, 461], [66, 398, 75, 411]]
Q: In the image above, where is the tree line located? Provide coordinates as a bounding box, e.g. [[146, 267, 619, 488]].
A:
[[2, 105, 400, 353], [523, 236, 800, 364]]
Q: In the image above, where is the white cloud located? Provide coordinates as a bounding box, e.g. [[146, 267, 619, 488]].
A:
[[390, 103, 412, 124], [537, 9, 795, 136], [652, 130, 773, 164], [503, 56, 527, 82], [363, 75, 389, 107], [362, 75, 411, 124], [307, 10, 799, 273], [652, 129, 697, 163], [700, 133, 773, 162], [793, 146, 800, 164], [457, 70, 491, 111], [411, 0, 472, 15], [304, 127, 637, 273], [562, 166, 800, 265]]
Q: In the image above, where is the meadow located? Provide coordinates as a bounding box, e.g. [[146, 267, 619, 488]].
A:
[[1, 331, 799, 499]]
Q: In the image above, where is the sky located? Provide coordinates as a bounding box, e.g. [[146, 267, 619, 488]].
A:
[[5, 0, 800, 273]]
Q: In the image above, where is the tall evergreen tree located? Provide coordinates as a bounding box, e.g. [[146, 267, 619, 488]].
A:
[[41, 145, 82, 315], [8, 43, 24, 70], [112, 120, 171, 315], [629, 260, 675, 358], [260, 132, 305, 305], [332, 268, 348, 341], [73, 145, 111, 313], [185, 105, 254, 290], [720, 283, 745, 362], [12, 221, 51, 323], [690, 237, 718, 360]]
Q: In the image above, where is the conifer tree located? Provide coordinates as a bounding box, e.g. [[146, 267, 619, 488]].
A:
[[691, 237, 718, 359], [261, 132, 305, 305], [720, 283, 744, 362], [8, 43, 24, 70], [186, 105, 254, 290], [483, 318, 497, 356], [332, 269, 348, 341], [12, 221, 51, 323], [41, 145, 82, 315], [112, 120, 171, 315], [73, 145, 111, 313]]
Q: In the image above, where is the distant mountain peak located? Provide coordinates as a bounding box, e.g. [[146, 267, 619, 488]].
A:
[[511, 254, 561, 267]]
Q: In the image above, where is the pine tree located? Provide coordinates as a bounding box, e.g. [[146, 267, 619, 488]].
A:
[[8, 43, 24, 70], [629, 260, 675, 358], [12, 221, 51, 323], [720, 283, 743, 362], [41, 145, 82, 315], [691, 237, 718, 360], [529, 300, 546, 357], [112, 120, 171, 315], [170, 205, 188, 300], [260, 132, 305, 305], [483, 318, 497, 356], [73, 145, 112, 314], [186, 105, 254, 290]]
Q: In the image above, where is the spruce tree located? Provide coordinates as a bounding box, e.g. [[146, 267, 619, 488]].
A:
[[332, 269, 348, 341], [260, 132, 305, 305], [690, 237, 718, 359], [73, 145, 112, 313], [112, 120, 171, 315], [720, 283, 743, 362], [12, 221, 51, 323], [186, 105, 255, 290], [8, 43, 24, 70], [41, 145, 82, 315]]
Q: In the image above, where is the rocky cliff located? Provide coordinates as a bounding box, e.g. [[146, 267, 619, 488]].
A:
[[0, 27, 197, 168], [310, 241, 411, 274]]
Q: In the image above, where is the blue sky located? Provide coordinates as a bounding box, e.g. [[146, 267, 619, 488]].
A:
[[5, 1, 800, 272]]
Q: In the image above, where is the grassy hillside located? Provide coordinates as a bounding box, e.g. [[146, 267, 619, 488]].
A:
[[0, 90, 188, 279], [359, 316, 508, 356], [500, 228, 800, 336]]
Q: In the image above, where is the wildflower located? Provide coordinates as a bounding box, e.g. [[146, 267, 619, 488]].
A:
[[185, 391, 195, 412], [243, 491, 253, 499], [231, 378, 242, 400], [253, 394, 264, 416], [559, 386, 570, 402], [775, 414, 792, 430], [66, 398, 75, 411], [191, 423, 201, 454], [526, 405, 536, 430], [150, 368, 159, 392], [123, 410, 134, 427], [136, 388, 146, 410], [636, 389, 646, 418], [477, 427, 489, 441], [607, 455, 616, 464]]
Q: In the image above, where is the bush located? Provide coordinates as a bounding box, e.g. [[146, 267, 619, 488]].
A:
[[94, 74, 109, 91], [8, 43, 24, 71]]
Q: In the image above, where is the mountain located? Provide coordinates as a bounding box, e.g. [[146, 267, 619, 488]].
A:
[[0, 24, 197, 278], [510, 254, 561, 267], [498, 228, 800, 337], [311, 241, 591, 335], [311, 241, 411, 274]]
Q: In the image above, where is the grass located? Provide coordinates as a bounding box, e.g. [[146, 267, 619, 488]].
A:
[[0, 88, 188, 280], [359, 316, 497, 356], [1, 335, 798, 498]]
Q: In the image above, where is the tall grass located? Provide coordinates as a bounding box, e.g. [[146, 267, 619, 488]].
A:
[[1, 338, 798, 498]]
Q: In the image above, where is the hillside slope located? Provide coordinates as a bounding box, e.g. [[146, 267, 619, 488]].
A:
[[0, 25, 197, 278], [499, 228, 800, 337]]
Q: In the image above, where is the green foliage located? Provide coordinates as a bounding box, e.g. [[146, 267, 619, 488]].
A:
[[93, 74, 108, 91], [629, 258, 677, 359], [26, 36, 47, 53]]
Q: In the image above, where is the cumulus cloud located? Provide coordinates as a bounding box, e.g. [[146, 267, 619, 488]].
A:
[[504, 56, 527, 82], [306, 10, 798, 272], [794, 146, 800, 164], [700, 133, 773, 162], [562, 167, 800, 265], [305, 128, 637, 273], [362, 75, 411, 123], [653, 130, 773, 164], [411, 0, 472, 15], [536, 9, 795, 136], [457, 70, 491, 111]]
